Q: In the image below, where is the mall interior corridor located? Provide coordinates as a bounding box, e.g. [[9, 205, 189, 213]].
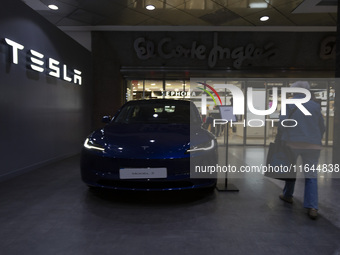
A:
[[1, 146, 339, 255]]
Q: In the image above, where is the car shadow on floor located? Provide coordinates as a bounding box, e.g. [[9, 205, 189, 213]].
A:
[[85, 187, 217, 207]]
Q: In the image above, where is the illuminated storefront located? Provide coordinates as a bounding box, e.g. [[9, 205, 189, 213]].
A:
[[92, 30, 336, 146], [125, 78, 334, 146]]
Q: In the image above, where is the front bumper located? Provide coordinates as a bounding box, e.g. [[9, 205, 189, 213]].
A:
[[80, 149, 217, 191]]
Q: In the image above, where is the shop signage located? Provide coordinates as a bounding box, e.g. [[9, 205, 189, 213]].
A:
[[134, 33, 277, 69], [162, 91, 188, 97], [4, 38, 82, 85], [319, 36, 336, 60]]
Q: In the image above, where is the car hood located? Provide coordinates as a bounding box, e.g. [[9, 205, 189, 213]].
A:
[[91, 123, 211, 159]]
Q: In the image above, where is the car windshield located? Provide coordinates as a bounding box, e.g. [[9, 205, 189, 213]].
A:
[[113, 101, 201, 124]]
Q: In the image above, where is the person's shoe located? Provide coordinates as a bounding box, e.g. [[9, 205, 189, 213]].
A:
[[279, 194, 293, 203], [308, 208, 318, 219]]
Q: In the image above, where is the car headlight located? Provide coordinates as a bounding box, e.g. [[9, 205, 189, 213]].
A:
[[84, 138, 105, 151], [186, 139, 215, 153]]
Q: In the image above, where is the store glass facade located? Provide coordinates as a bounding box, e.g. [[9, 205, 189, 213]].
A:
[[126, 80, 190, 101], [126, 79, 334, 146]]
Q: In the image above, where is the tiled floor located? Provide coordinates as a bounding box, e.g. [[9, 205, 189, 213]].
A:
[[0, 146, 339, 255]]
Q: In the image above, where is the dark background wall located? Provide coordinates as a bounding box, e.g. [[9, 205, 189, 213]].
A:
[[93, 31, 335, 71], [92, 30, 335, 127], [92, 32, 124, 129], [0, 0, 93, 179]]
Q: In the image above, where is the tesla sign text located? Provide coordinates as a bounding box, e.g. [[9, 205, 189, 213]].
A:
[[4, 38, 82, 85]]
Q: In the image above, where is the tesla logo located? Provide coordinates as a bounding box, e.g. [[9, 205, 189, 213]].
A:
[[4, 38, 82, 85], [141, 146, 149, 150]]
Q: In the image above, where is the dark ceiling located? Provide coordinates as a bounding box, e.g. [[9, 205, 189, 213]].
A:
[[21, 0, 337, 28]]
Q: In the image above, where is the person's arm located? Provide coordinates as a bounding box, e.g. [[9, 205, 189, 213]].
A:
[[319, 112, 326, 136]]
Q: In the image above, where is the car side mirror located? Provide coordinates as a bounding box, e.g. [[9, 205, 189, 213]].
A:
[[102, 116, 112, 123]]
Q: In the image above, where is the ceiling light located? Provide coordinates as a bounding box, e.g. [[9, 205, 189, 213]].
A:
[[146, 5, 155, 10], [48, 4, 59, 10], [249, 3, 268, 8], [260, 16, 269, 21]]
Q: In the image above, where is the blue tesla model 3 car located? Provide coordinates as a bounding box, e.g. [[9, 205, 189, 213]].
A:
[[81, 99, 217, 191]]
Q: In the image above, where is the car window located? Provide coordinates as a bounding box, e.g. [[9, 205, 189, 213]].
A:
[[113, 101, 201, 124]]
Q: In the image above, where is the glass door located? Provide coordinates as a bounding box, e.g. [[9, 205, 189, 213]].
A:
[[245, 81, 266, 145]]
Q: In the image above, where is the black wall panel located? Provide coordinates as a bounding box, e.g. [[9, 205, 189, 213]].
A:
[[0, 0, 93, 179]]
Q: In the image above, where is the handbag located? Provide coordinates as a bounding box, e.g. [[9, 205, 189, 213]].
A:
[[265, 140, 296, 180], [265, 107, 297, 180]]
